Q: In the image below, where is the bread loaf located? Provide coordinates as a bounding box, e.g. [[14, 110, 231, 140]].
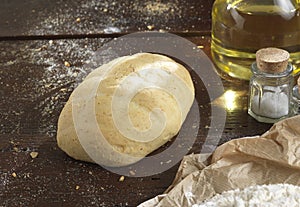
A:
[[57, 53, 195, 167]]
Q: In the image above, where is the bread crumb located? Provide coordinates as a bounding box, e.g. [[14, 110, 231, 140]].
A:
[[64, 61, 71, 67], [119, 176, 125, 182], [88, 171, 93, 175], [30, 152, 39, 159], [13, 147, 20, 152], [76, 18, 81, 23], [75, 185, 80, 190], [129, 170, 136, 176], [12, 172, 17, 178], [147, 25, 155, 30]]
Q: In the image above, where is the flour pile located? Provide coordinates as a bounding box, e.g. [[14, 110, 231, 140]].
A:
[[194, 184, 300, 207]]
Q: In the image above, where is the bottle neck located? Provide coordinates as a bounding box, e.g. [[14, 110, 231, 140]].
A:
[[251, 63, 293, 78]]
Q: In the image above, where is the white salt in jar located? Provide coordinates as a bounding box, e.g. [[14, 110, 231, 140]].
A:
[[248, 48, 294, 123]]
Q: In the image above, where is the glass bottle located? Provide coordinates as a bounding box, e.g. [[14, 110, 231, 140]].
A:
[[292, 77, 300, 114], [248, 48, 294, 123], [211, 0, 300, 80]]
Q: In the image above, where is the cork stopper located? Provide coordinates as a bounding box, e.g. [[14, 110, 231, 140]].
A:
[[256, 48, 290, 73]]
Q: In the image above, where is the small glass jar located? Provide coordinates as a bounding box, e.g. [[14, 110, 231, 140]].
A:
[[248, 63, 294, 123], [292, 82, 300, 115]]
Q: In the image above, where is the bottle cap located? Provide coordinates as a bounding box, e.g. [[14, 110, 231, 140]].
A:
[[256, 48, 290, 73]]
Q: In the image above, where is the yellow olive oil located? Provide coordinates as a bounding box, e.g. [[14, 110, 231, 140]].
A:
[[211, 0, 300, 80]]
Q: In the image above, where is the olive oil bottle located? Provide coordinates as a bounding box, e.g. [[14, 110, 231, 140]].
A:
[[211, 0, 300, 80]]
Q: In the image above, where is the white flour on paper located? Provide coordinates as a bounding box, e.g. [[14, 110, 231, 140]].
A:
[[194, 184, 300, 207]]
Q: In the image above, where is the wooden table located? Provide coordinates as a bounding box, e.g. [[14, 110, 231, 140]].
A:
[[0, 0, 272, 206]]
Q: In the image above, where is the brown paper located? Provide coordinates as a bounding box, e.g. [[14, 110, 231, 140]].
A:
[[138, 115, 300, 207]]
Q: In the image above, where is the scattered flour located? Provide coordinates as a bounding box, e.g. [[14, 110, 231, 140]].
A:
[[25, 0, 199, 35], [0, 172, 10, 190], [0, 38, 108, 136]]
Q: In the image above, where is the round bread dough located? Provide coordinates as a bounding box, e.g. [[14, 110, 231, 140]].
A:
[[57, 53, 195, 167]]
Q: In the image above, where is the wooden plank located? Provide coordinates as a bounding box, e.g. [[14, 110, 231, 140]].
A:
[[0, 133, 178, 206], [0, 0, 214, 38], [0, 36, 272, 206]]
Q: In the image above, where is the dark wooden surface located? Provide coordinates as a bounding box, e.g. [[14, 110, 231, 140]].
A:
[[0, 0, 213, 38], [0, 1, 272, 206]]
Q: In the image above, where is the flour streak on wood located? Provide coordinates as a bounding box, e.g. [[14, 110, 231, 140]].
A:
[[0, 0, 214, 37]]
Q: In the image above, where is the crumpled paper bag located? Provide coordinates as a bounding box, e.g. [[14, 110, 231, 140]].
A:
[[139, 115, 300, 207]]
